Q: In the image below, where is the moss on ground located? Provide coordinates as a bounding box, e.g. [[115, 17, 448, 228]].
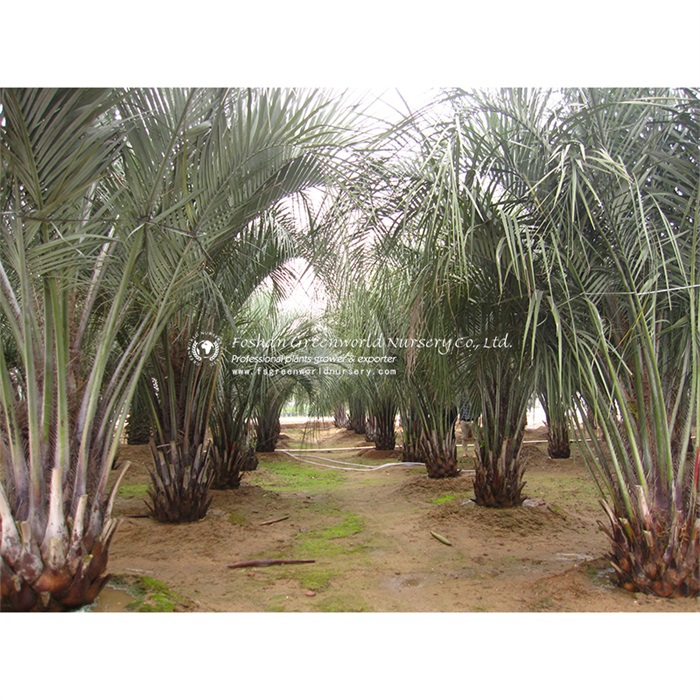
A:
[[311, 594, 372, 612], [429, 492, 466, 505], [117, 483, 149, 499], [294, 513, 365, 557], [249, 459, 346, 493], [296, 568, 335, 592], [527, 596, 554, 612], [264, 566, 337, 594], [110, 575, 186, 612], [265, 596, 288, 612]]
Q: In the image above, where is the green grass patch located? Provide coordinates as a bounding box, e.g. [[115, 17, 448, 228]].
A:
[[296, 568, 335, 592], [117, 483, 149, 499], [131, 577, 181, 612], [265, 596, 288, 612], [429, 492, 464, 505], [249, 459, 346, 493], [311, 594, 372, 612], [110, 575, 185, 612], [295, 513, 365, 557], [319, 514, 364, 539]]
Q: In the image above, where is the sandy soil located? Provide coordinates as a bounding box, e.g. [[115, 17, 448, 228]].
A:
[[98, 422, 699, 613]]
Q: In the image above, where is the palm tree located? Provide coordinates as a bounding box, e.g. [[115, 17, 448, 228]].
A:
[[347, 395, 367, 435], [459, 280, 535, 506], [0, 87, 358, 610], [563, 90, 699, 596], [142, 310, 219, 523], [332, 402, 349, 428], [119, 88, 357, 522], [458, 87, 699, 596], [0, 89, 194, 610], [538, 357, 573, 459], [360, 107, 538, 487], [248, 300, 318, 453]]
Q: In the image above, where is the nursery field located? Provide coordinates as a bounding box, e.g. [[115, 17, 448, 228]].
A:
[[96, 421, 699, 613]]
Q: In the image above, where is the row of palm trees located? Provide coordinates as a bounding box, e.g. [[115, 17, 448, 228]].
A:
[[0, 88, 357, 610], [1, 87, 698, 610], [318, 87, 699, 595]]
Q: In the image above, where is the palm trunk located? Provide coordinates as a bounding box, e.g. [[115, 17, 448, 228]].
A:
[[546, 418, 570, 459], [473, 430, 527, 507], [146, 438, 213, 522], [333, 403, 349, 428], [209, 362, 258, 489], [210, 440, 258, 490], [209, 404, 258, 489], [144, 325, 218, 523], [412, 406, 459, 478], [419, 425, 459, 477], [0, 465, 125, 611], [369, 398, 397, 450], [601, 480, 699, 597], [473, 359, 531, 507], [573, 296, 700, 598], [400, 412, 424, 462], [348, 397, 366, 434], [373, 416, 396, 451], [539, 379, 572, 459], [255, 413, 281, 452]]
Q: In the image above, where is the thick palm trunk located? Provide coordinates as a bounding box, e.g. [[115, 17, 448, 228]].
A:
[[255, 413, 281, 452], [400, 412, 424, 462], [409, 406, 459, 478], [145, 326, 218, 522], [0, 527, 115, 612], [0, 463, 127, 611], [333, 403, 349, 428], [473, 361, 531, 507], [473, 432, 527, 507], [368, 399, 397, 450], [601, 480, 699, 597], [210, 440, 258, 490], [147, 439, 213, 522], [209, 394, 258, 489], [365, 416, 378, 443], [419, 427, 460, 478], [546, 419, 571, 459], [578, 371, 700, 597], [348, 397, 366, 434], [539, 382, 571, 459], [373, 417, 396, 451]]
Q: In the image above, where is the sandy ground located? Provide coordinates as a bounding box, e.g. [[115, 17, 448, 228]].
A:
[[97, 422, 699, 613]]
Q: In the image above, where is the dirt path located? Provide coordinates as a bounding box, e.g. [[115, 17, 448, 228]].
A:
[[99, 425, 699, 613]]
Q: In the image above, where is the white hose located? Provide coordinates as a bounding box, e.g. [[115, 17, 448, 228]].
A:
[[274, 437, 561, 474], [278, 449, 426, 472], [278, 449, 476, 474]]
